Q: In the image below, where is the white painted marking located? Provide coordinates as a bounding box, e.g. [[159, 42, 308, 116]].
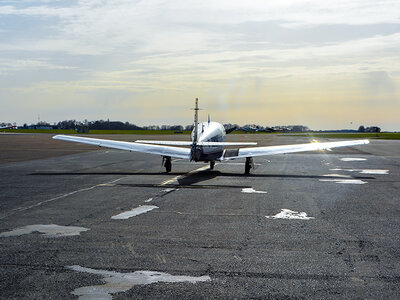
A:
[[67, 265, 211, 300], [359, 169, 389, 175], [0, 177, 125, 220], [221, 163, 262, 166], [144, 198, 153, 203], [319, 179, 367, 184], [340, 158, 367, 161], [161, 188, 176, 193], [0, 224, 89, 238], [160, 177, 181, 186], [111, 205, 158, 220], [160, 165, 210, 186], [241, 188, 267, 194], [322, 174, 352, 178], [266, 209, 314, 220], [329, 168, 389, 175]]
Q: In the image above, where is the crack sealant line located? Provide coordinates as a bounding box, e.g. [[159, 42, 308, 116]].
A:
[[151, 210, 265, 217], [0, 177, 126, 221], [160, 165, 211, 186]]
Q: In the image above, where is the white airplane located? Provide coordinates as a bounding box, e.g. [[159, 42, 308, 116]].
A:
[[53, 98, 369, 174]]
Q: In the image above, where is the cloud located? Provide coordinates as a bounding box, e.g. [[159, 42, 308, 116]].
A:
[[0, 58, 77, 72], [360, 71, 399, 106], [1, 0, 400, 56], [364, 71, 396, 93], [0, 1, 399, 130]]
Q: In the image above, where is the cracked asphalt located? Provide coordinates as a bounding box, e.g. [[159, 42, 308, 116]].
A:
[[0, 134, 399, 299]]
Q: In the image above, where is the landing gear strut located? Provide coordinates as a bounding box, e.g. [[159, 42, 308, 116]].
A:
[[245, 157, 254, 174], [162, 156, 172, 173], [210, 161, 215, 170]]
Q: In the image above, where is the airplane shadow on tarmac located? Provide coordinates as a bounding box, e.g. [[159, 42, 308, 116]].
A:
[[29, 170, 375, 189]]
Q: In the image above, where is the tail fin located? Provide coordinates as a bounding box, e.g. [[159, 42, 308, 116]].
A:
[[193, 98, 199, 144]]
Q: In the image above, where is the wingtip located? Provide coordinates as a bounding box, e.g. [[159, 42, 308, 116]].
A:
[[52, 134, 64, 140]]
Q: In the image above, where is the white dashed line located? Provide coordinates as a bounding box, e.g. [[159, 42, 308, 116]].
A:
[[160, 165, 210, 186], [340, 158, 367, 161], [111, 205, 158, 220], [322, 174, 352, 178], [329, 168, 389, 175], [241, 188, 267, 194], [359, 169, 389, 174], [319, 179, 367, 184], [0, 177, 125, 220]]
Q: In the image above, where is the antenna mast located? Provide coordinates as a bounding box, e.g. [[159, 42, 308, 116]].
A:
[[193, 98, 199, 144]]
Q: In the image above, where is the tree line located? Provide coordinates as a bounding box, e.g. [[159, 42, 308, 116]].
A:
[[26, 120, 195, 131]]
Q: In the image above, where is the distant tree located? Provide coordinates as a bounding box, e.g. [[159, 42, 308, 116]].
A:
[[36, 121, 51, 126], [185, 125, 194, 131], [143, 125, 160, 130], [223, 123, 238, 131], [170, 125, 183, 131], [358, 125, 365, 132], [57, 120, 77, 129], [366, 126, 381, 133], [88, 120, 141, 130]]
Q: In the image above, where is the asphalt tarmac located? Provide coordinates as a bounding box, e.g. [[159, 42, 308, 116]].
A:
[[0, 134, 399, 299]]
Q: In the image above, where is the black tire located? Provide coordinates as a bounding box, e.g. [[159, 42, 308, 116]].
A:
[[245, 163, 251, 174], [245, 157, 252, 174], [165, 160, 172, 173], [210, 161, 215, 170]]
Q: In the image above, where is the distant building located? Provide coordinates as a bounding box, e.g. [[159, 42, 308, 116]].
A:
[[145, 125, 161, 130], [271, 125, 309, 132], [287, 125, 310, 132]]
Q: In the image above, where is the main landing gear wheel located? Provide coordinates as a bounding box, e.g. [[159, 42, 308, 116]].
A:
[[210, 161, 215, 170], [245, 157, 254, 174], [162, 156, 172, 173]]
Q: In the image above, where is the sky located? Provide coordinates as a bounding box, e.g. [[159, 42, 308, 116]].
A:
[[0, 0, 399, 130]]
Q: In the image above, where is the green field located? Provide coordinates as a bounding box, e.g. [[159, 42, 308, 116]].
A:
[[283, 132, 400, 139], [2, 129, 399, 139], [1, 129, 77, 134], [89, 130, 192, 135], [1, 129, 191, 135], [231, 130, 278, 134]]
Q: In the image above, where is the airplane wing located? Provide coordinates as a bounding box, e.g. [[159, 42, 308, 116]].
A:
[[222, 139, 369, 160], [53, 135, 191, 159], [135, 140, 257, 146]]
